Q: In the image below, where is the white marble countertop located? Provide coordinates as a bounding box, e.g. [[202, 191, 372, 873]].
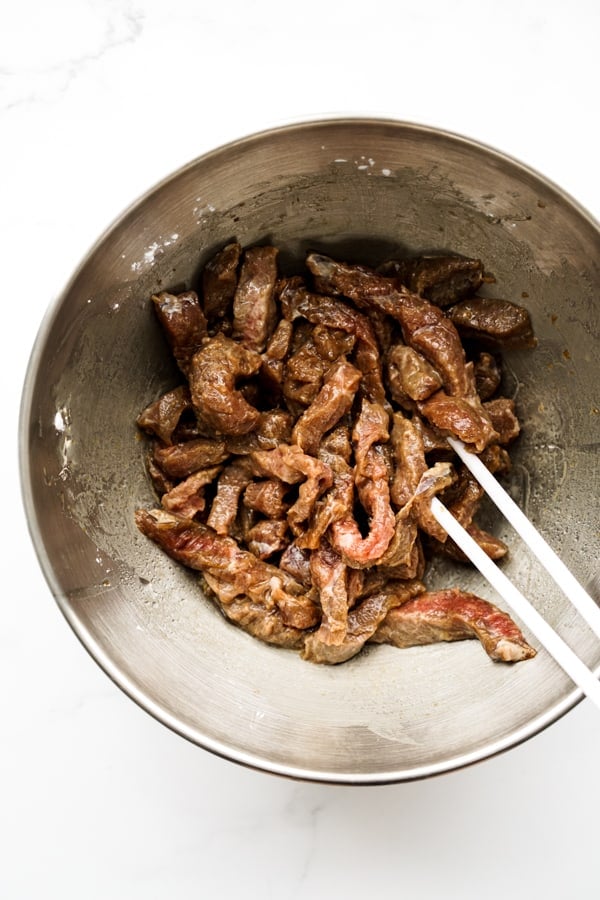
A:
[[3, 1, 599, 897]]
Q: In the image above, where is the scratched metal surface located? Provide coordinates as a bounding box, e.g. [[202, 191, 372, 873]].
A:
[[20, 119, 600, 782]]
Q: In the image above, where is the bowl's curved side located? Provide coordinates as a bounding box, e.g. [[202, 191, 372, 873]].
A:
[[20, 119, 600, 783]]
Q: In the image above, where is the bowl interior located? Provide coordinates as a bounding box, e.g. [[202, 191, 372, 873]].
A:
[[21, 119, 600, 782]]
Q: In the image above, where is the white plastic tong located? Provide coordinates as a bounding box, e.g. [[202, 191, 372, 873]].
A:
[[430, 436, 600, 709]]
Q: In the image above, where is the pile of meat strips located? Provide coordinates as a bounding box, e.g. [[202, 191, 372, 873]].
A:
[[135, 243, 538, 665]]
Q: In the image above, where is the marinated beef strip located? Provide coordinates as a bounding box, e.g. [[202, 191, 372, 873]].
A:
[[225, 409, 294, 454], [282, 334, 327, 410], [297, 429, 354, 551], [312, 324, 356, 361], [260, 318, 294, 399], [483, 397, 520, 445], [291, 359, 362, 455], [434, 524, 508, 563], [374, 505, 419, 571], [449, 296, 536, 348], [348, 553, 425, 605], [309, 543, 350, 646], [153, 437, 230, 479], [478, 443, 511, 475], [189, 333, 262, 435], [232, 245, 279, 352], [202, 576, 306, 649], [201, 242, 241, 323], [237, 503, 259, 547], [246, 519, 289, 559], [374, 414, 426, 570], [152, 290, 208, 375], [265, 317, 294, 360], [206, 458, 254, 535], [330, 400, 396, 567], [135, 509, 319, 630], [386, 344, 443, 406], [409, 460, 457, 543], [375, 456, 454, 571], [440, 465, 484, 528], [379, 537, 426, 582], [418, 389, 498, 452], [257, 409, 294, 444], [389, 413, 428, 509], [161, 465, 222, 518], [321, 423, 353, 460], [473, 351, 501, 401], [426, 463, 508, 561], [303, 579, 425, 664], [379, 255, 486, 306], [371, 588, 536, 662], [249, 444, 333, 535], [279, 280, 386, 406], [279, 541, 312, 587], [137, 385, 193, 445], [146, 454, 175, 496], [243, 479, 290, 518], [411, 414, 453, 455], [467, 526, 508, 560]]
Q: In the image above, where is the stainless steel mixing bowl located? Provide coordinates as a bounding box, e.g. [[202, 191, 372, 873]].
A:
[[20, 119, 600, 783]]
